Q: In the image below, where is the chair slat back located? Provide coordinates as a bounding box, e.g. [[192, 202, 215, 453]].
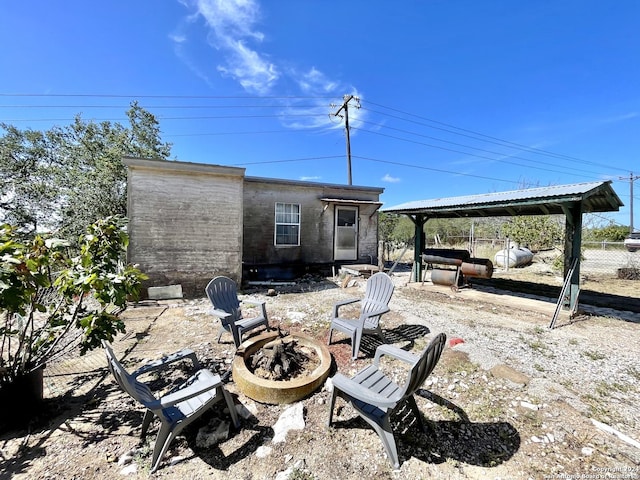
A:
[[103, 342, 157, 407], [205, 276, 242, 323], [361, 272, 395, 323], [403, 333, 447, 397]]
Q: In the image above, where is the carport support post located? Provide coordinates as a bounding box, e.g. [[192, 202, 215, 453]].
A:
[[563, 203, 583, 311], [411, 214, 428, 282]]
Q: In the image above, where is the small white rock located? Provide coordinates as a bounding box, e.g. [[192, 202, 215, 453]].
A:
[[117, 454, 133, 466], [520, 401, 539, 411], [120, 464, 137, 475], [256, 446, 272, 458], [169, 456, 185, 466]]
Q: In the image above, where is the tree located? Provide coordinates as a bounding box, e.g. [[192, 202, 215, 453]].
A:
[[588, 224, 629, 242], [391, 215, 414, 245], [501, 215, 563, 251], [0, 102, 172, 241], [0, 215, 146, 388]]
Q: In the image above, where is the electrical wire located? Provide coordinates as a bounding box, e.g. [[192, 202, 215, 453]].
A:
[[1, 92, 636, 193]]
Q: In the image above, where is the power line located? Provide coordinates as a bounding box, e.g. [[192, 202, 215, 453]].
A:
[[1, 113, 329, 123], [0, 104, 326, 109], [165, 129, 291, 137], [353, 120, 604, 177], [353, 155, 517, 185], [0, 93, 336, 100], [351, 126, 597, 181], [0, 93, 629, 175], [2, 92, 634, 194], [361, 100, 629, 173], [230, 155, 343, 166]]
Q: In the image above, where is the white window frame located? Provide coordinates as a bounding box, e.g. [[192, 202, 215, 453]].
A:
[[274, 202, 301, 246]]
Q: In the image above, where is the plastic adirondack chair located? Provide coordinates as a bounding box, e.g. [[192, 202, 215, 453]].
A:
[[327, 271, 395, 359], [102, 341, 240, 474], [327, 332, 447, 469], [205, 276, 270, 348]]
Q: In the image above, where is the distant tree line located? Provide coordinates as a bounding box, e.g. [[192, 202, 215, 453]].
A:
[[379, 211, 629, 260]]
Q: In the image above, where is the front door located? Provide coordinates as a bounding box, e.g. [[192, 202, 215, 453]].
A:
[[334, 206, 358, 261]]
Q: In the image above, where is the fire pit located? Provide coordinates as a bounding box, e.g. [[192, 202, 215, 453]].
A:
[[232, 331, 332, 404]]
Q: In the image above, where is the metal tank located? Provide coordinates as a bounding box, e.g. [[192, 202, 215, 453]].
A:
[[494, 247, 533, 268], [461, 258, 494, 279], [422, 248, 471, 266]]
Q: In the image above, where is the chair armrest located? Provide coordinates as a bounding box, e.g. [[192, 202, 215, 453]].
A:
[[373, 344, 419, 367], [333, 298, 359, 318], [331, 373, 399, 409], [156, 370, 223, 409], [209, 307, 232, 319], [242, 298, 265, 308], [360, 305, 390, 320], [132, 348, 201, 378], [242, 298, 268, 319]]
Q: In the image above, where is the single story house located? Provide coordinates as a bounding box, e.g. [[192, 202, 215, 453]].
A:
[[124, 157, 384, 297]]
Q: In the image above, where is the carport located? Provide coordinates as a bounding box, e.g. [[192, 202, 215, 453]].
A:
[[381, 181, 623, 315]]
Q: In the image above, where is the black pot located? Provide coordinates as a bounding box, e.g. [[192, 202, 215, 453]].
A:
[[0, 367, 45, 431]]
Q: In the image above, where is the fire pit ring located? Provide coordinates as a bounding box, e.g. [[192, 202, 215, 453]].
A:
[[232, 331, 332, 404]]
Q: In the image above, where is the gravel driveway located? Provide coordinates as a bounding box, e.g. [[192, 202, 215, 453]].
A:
[[3, 271, 639, 479]]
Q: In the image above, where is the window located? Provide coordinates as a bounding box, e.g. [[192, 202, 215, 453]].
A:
[[275, 203, 300, 246]]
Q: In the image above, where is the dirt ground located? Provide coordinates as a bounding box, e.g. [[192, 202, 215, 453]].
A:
[[1, 267, 640, 480]]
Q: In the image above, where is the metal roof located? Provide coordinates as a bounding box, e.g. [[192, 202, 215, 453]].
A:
[[381, 181, 623, 218]]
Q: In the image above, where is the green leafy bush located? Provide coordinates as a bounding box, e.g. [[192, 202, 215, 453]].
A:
[[0, 216, 146, 386]]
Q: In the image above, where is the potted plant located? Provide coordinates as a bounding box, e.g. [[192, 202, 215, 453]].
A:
[[0, 215, 146, 422]]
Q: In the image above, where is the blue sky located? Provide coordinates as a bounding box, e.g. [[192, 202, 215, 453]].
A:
[[1, 1, 639, 229]]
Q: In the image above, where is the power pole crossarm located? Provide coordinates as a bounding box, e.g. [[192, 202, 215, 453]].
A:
[[331, 94, 360, 185]]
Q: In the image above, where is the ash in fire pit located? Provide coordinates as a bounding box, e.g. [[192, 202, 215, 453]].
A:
[[249, 337, 320, 381], [233, 331, 332, 404]]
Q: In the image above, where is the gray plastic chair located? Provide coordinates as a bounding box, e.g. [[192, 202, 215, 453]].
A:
[[205, 276, 271, 348], [328, 272, 395, 359], [327, 333, 447, 469], [103, 342, 240, 473]]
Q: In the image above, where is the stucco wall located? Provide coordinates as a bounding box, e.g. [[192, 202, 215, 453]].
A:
[[242, 178, 382, 270], [125, 158, 245, 297]]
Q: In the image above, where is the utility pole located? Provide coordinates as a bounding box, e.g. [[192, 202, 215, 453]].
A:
[[619, 172, 640, 232], [331, 94, 360, 185]]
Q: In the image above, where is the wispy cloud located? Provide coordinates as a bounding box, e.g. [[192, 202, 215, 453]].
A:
[[176, 0, 278, 94], [174, 0, 365, 129], [169, 34, 215, 87], [382, 174, 400, 183], [601, 111, 638, 124], [300, 175, 321, 181]]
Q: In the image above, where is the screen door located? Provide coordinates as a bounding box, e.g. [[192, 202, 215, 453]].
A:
[[334, 206, 358, 260]]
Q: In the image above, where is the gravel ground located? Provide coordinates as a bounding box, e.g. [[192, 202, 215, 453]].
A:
[[2, 271, 639, 480]]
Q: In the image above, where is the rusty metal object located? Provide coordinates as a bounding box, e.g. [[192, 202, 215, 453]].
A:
[[422, 254, 464, 266], [461, 258, 494, 279], [430, 268, 464, 288], [423, 248, 470, 266], [232, 331, 331, 404]]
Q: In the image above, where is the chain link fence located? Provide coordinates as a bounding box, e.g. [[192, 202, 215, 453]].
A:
[[386, 235, 640, 300], [439, 237, 640, 276]]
